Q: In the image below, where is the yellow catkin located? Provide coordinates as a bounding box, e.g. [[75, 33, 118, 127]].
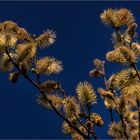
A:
[[37, 94, 63, 110], [0, 53, 14, 72], [36, 57, 63, 75], [108, 122, 125, 139], [76, 81, 96, 105], [106, 46, 137, 65], [36, 30, 56, 48], [100, 8, 134, 27], [112, 68, 139, 90], [122, 82, 140, 99], [16, 43, 36, 64], [63, 97, 80, 118]]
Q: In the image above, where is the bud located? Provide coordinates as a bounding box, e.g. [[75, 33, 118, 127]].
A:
[[40, 80, 59, 93], [9, 72, 20, 83], [98, 88, 114, 98], [31, 68, 37, 74], [90, 113, 104, 126], [89, 69, 104, 77], [78, 112, 88, 119], [86, 120, 93, 129], [79, 126, 87, 134]]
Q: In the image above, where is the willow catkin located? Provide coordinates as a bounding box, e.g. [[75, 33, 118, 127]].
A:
[[112, 68, 139, 90], [76, 81, 96, 105], [0, 52, 14, 71], [37, 94, 63, 110], [35, 30, 56, 48], [121, 82, 140, 99], [63, 97, 80, 118], [15, 43, 36, 64], [108, 122, 126, 139], [100, 8, 135, 27], [106, 46, 137, 65], [36, 56, 63, 75]]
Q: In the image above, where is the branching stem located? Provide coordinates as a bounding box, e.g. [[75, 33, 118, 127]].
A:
[[5, 49, 90, 139]]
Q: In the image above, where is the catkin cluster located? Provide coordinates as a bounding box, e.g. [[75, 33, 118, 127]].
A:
[[0, 20, 104, 140], [93, 8, 140, 139]]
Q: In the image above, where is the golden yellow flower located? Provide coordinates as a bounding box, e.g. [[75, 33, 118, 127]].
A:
[[76, 81, 96, 105], [36, 57, 63, 75]]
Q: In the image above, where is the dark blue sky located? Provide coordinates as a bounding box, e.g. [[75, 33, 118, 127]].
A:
[[0, 1, 140, 139]]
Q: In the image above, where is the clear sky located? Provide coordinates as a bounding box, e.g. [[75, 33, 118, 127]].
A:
[[0, 1, 140, 139]]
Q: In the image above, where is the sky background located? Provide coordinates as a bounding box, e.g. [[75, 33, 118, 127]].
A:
[[0, 1, 140, 139]]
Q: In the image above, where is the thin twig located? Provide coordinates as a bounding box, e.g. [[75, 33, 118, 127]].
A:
[[87, 107, 91, 139], [103, 73, 114, 123], [74, 114, 88, 131]]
